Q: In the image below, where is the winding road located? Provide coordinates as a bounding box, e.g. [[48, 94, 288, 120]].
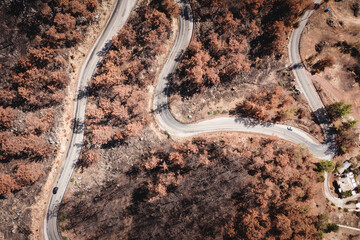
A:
[[153, 0, 333, 159], [44, 0, 341, 239]]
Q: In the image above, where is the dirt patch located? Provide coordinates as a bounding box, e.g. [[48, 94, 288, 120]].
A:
[[29, 0, 117, 239], [324, 227, 360, 240], [300, 1, 360, 123]]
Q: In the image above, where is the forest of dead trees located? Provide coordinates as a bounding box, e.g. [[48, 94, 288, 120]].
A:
[[0, 0, 98, 196], [0, 0, 100, 238], [234, 85, 323, 138], [78, 0, 179, 168], [62, 135, 324, 239], [59, 2, 330, 234], [0, 0, 316, 200], [0, 0, 341, 239], [170, 0, 313, 97]]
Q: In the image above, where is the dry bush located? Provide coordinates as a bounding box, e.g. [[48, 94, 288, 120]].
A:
[[0, 174, 21, 195], [311, 56, 335, 74], [15, 162, 44, 186], [235, 86, 301, 122]]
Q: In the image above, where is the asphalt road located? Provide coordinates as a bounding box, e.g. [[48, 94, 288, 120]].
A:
[[153, 0, 333, 159], [44, 1, 137, 239], [288, 0, 360, 211], [44, 0, 340, 239], [288, 0, 333, 133]]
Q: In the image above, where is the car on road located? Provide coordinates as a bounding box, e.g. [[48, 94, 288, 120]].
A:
[[53, 187, 58, 194], [287, 126, 293, 131]]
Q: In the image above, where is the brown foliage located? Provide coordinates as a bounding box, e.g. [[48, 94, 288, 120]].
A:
[[0, 107, 17, 130], [0, 132, 52, 161], [54, 13, 76, 33], [24, 112, 54, 135], [15, 162, 44, 186], [63, 136, 321, 239], [78, 150, 100, 169], [171, 0, 312, 97], [1, 0, 97, 110], [336, 123, 359, 155], [91, 126, 115, 145], [81, 0, 173, 168], [236, 86, 300, 122], [151, 0, 180, 18], [0, 174, 21, 195]]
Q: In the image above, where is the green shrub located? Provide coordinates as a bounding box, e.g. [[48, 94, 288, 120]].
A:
[[316, 160, 334, 173], [300, 205, 311, 213], [327, 101, 352, 120], [343, 190, 353, 198], [164, 131, 172, 139], [325, 223, 339, 233], [213, 110, 220, 115], [318, 175, 325, 182], [59, 212, 67, 222]]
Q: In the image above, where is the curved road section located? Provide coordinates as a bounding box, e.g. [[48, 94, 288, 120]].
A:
[[44, 1, 137, 239], [288, 0, 333, 134], [45, 1, 336, 239], [153, 0, 332, 159]]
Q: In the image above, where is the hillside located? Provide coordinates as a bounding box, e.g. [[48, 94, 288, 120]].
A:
[[61, 134, 325, 240], [168, 0, 319, 132], [0, 0, 112, 238]]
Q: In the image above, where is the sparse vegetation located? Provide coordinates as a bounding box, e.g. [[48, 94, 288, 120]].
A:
[[59, 212, 67, 222], [164, 131, 172, 139]]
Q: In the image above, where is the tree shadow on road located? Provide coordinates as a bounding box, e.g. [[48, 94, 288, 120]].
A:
[[287, 62, 304, 71], [234, 117, 274, 128], [77, 87, 89, 100], [312, 107, 337, 155], [72, 118, 85, 134], [96, 40, 113, 57], [153, 102, 169, 114]]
